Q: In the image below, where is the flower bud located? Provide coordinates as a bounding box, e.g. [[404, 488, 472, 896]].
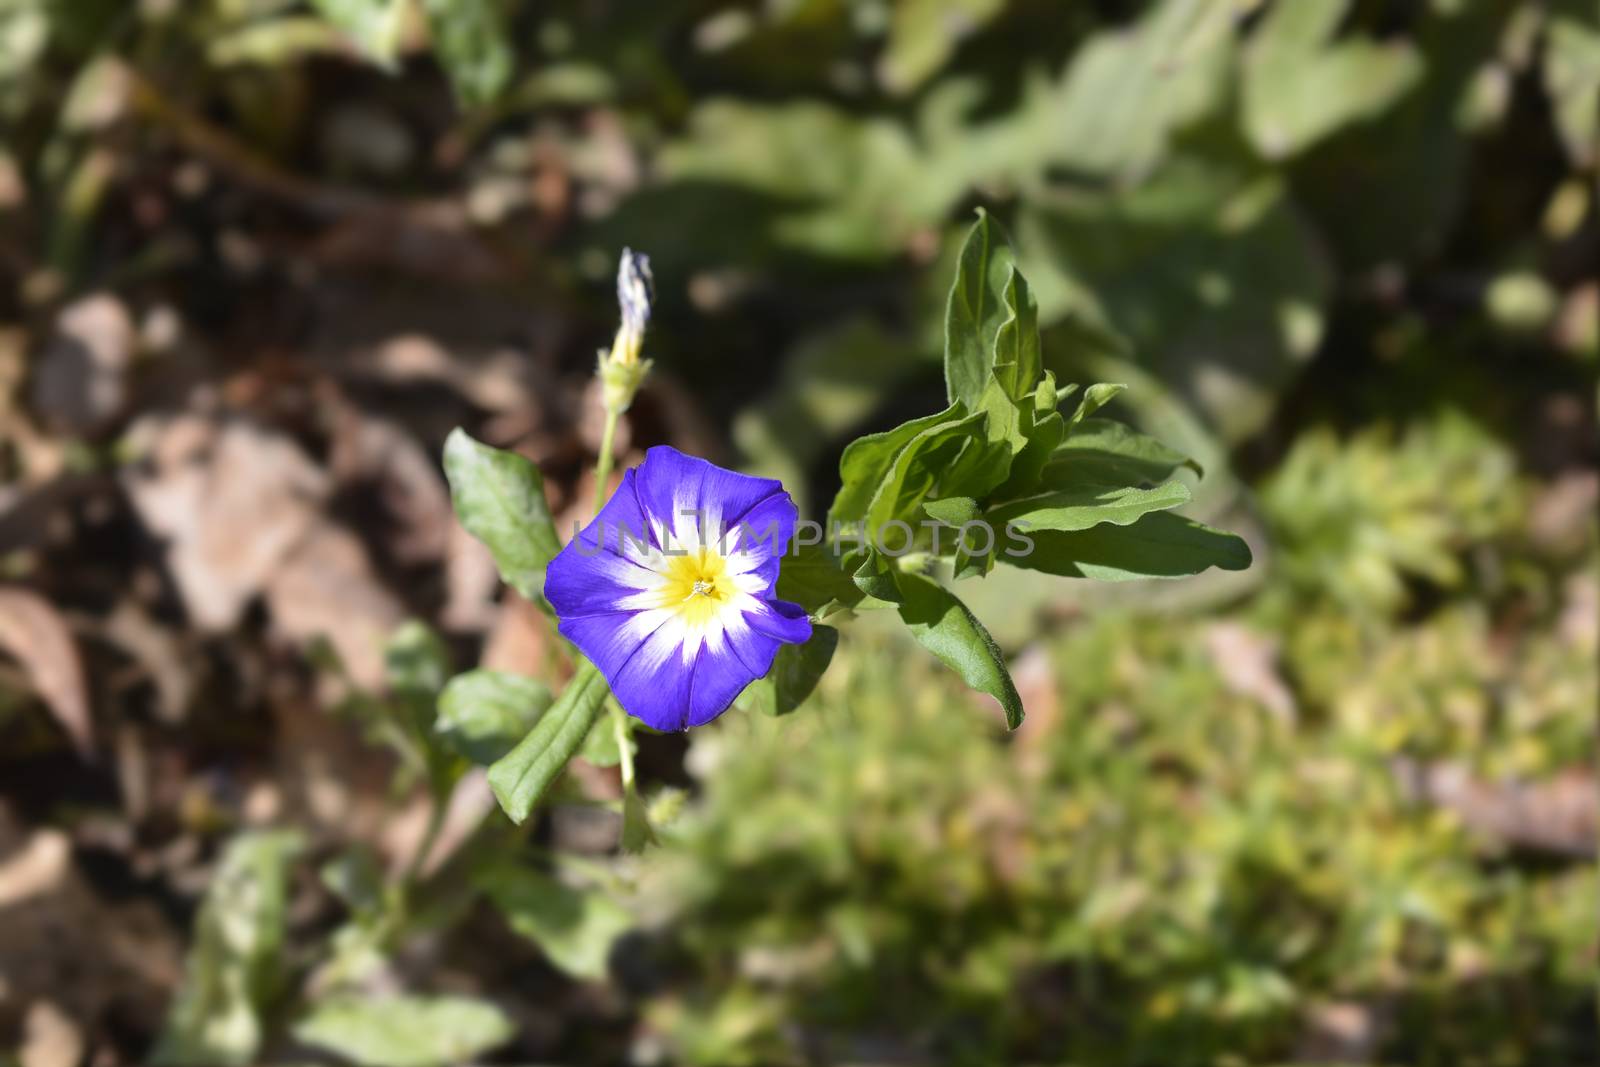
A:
[[598, 248, 654, 413]]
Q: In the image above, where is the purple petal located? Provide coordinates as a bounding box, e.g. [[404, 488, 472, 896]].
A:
[[545, 469, 657, 619], [632, 446, 785, 549], [724, 491, 799, 590], [747, 599, 813, 645]]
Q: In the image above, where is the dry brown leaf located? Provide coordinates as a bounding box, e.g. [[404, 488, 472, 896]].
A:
[[264, 519, 405, 690], [1395, 759, 1598, 857], [123, 416, 329, 629], [327, 408, 452, 565], [0, 589, 93, 756], [19, 999, 84, 1067], [1205, 621, 1296, 725], [440, 516, 500, 633], [1008, 644, 1060, 780]]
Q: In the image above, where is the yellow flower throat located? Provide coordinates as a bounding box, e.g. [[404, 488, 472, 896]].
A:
[[657, 547, 733, 626]]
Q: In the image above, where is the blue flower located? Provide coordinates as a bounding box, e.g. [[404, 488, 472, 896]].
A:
[[546, 446, 812, 731]]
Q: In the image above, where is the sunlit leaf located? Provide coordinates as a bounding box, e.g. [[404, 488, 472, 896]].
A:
[[1005, 510, 1252, 581], [1241, 0, 1424, 160], [945, 210, 1017, 410], [879, 0, 1005, 95], [892, 570, 1023, 728], [989, 480, 1193, 534], [443, 428, 562, 602], [436, 669, 553, 765], [478, 865, 632, 980], [295, 995, 514, 1067], [152, 832, 304, 1067], [1048, 417, 1203, 486]]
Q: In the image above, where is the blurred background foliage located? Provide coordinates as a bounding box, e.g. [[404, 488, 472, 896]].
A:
[[0, 0, 1595, 1065]]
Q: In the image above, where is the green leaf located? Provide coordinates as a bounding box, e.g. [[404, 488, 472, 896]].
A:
[[308, 0, 406, 67], [620, 783, 657, 853], [1020, 158, 1332, 442], [384, 622, 456, 792], [152, 832, 304, 1067], [944, 210, 1018, 409], [776, 540, 867, 618], [421, 0, 514, 108], [1547, 8, 1600, 169], [1048, 417, 1202, 486], [443, 428, 562, 602], [1242, 0, 1424, 160], [922, 497, 980, 527], [1071, 382, 1127, 425], [852, 550, 905, 604], [934, 379, 1029, 503], [864, 408, 987, 534], [879, 0, 1005, 95], [577, 707, 625, 769], [991, 373, 1067, 503], [742, 625, 839, 717], [892, 570, 1023, 729], [436, 670, 553, 765], [478, 866, 632, 980], [991, 266, 1042, 401], [830, 405, 961, 526], [486, 661, 607, 824], [320, 848, 384, 915], [1005, 510, 1252, 581], [989, 481, 1192, 534], [294, 995, 513, 1067], [385, 621, 451, 699], [1047, 0, 1235, 181]]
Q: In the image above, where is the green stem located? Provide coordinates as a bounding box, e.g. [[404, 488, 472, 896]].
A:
[[402, 795, 448, 885], [609, 699, 635, 792], [591, 407, 620, 517]]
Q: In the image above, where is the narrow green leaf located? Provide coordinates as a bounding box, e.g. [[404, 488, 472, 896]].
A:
[[988, 480, 1192, 534], [1071, 382, 1128, 424], [893, 570, 1023, 729], [991, 266, 1042, 401], [992, 373, 1067, 503], [152, 832, 304, 1067], [478, 866, 632, 980], [436, 670, 553, 765], [742, 625, 839, 717], [944, 210, 1018, 409], [1049, 417, 1203, 485], [294, 996, 513, 1067], [1004, 510, 1252, 581], [830, 405, 960, 525], [443, 428, 562, 601], [486, 661, 607, 824]]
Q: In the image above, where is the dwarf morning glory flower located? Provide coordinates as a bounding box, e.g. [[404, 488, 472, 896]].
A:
[[545, 446, 812, 731]]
